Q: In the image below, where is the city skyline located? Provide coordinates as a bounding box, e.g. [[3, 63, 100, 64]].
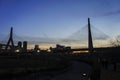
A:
[[0, 19, 111, 49], [1, 1, 120, 79]]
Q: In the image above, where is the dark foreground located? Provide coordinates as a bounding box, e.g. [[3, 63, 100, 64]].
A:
[[1, 61, 92, 80], [0, 53, 98, 80], [0, 52, 120, 80]]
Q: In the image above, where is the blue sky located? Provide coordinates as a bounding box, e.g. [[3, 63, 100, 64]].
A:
[[1, 0, 120, 47]]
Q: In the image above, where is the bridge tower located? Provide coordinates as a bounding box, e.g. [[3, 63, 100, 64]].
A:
[[88, 18, 93, 53], [5, 27, 14, 50]]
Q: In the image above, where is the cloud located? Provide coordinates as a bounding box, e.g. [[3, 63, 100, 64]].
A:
[[103, 10, 120, 17]]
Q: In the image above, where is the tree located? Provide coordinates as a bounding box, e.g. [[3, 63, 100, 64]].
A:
[[110, 36, 120, 47]]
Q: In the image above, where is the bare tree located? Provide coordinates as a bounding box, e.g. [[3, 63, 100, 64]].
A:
[[110, 36, 120, 47]]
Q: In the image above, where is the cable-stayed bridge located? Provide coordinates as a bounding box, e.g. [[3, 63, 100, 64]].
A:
[[0, 18, 111, 52]]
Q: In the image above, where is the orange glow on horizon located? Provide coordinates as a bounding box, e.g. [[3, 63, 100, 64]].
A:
[[27, 40, 111, 50], [73, 50, 89, 54], [27, 44, 56, 50]]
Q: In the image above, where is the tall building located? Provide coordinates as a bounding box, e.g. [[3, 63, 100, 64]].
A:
[[0, 44, 2, 50], [23, 41, 27, 52], [34, 45, 40, 52], [18, 41, 22, 48]]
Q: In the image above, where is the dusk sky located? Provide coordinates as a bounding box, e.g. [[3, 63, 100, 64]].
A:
[[1, 0, 120, 48]]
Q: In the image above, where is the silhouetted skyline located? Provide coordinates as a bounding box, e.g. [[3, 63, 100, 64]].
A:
[[0, 18, 111, 50]]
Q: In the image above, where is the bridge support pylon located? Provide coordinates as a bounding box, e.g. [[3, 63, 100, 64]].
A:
[[5, 27, 14, 51], [88, 18, 94, 53]]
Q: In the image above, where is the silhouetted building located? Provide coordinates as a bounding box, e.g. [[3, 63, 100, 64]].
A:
[[34, 45, 40, 53], [50, 44, 71, 54], [18, 41, 22, 48], [34, 45, 39, 49], [23, 41, 27, 52], [13, 41, 23, 53], [0, 44, 2, 50], [56, 44, 65, 48]]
